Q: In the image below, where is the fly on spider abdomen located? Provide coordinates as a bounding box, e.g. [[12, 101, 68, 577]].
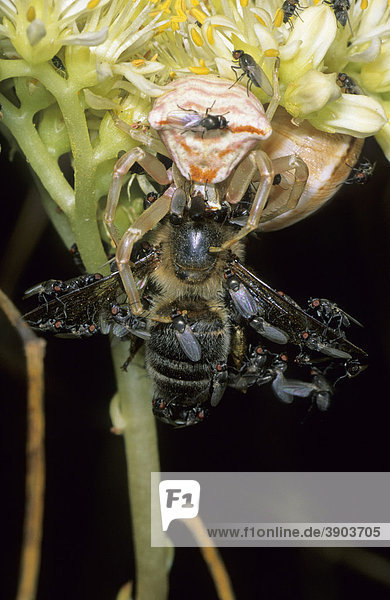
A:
[[166, 102, 229, 137], [24, 185, 367, 427]]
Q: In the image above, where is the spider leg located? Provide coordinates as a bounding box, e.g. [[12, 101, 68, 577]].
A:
[[116, 187, 175, 314], [103, 146, 174, 314], [260, 155, 308, 222], [210, 149, 274, 251]]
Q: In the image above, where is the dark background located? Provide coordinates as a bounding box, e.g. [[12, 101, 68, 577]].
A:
[[1, 136, 390, 599]]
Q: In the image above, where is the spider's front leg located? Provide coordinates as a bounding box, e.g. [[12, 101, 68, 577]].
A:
[[261, 154, 309, 222], [210, 149, 308, 252], [209, 149, 274, 252], [104, 147, 174, 314]]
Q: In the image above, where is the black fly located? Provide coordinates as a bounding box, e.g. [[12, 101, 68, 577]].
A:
[[324, 0, 352, 33], [345, 158, 376, 185], [167, 101, 229, 137], [336, 72, 362, 95], [281, 0, 303, 26], [230, 50, 273, 97]]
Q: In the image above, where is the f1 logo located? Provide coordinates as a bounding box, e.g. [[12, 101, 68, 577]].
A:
[[159, 480, 201, 531]]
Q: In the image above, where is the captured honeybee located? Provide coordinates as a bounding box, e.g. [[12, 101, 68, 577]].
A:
[[24, 184, 367, 427], [24, 74, 368, 426]]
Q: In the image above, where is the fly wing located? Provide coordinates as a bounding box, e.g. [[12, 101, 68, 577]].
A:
[[175, 325, 202, 362], [272, 371, 315, 404], [229, 282, 259, 319], [247, 62, 273, 96], [167, 110, 202, 130]]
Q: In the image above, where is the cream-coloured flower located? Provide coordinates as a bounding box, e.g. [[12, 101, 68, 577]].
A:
[[0, 0, 111, 63], [110, 0, 388, 156], [0, 0, 389, 156]]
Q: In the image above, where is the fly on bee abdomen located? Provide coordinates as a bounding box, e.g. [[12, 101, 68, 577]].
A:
[[146, 298, 231, 426]]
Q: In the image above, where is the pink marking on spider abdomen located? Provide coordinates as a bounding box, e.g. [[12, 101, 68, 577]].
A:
[[148, 75, 272, 184]]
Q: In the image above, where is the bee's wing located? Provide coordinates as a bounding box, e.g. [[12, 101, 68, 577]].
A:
[[23, 248, 160, 337], [166, 110, 202, 130], [340, 308, 364, 328], [230, 257, 367, 359], [23, 272, 124, 336]]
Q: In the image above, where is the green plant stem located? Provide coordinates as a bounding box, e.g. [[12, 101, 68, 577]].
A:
[[31, 63, 107, 273], [0, 92, 74, 213], [111, 342, 173, 600]]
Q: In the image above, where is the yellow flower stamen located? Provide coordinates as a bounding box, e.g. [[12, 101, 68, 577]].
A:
[[190, 28, 204, 46], [132, 58, 146, 66], [254, 14, 266, 26], [189, 58, 210, 74], [174, 0, 186, 15], [189, 8, 207, 24], [26, 6, 36, 22], [360, 0, 368, 8], [274, 8, 284, 28], [240, 0, 248, 7], [87, 0, 101, 8], [264, 48, 280, 57], [150, 53, 158, 61], [190, 0, 199, 5], [150, 0, 171, 16], [156, 21, 171, 32], [206, 24, 214, 44], [171, 20, 180, 30]]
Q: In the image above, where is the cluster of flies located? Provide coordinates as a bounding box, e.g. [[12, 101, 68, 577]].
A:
[[24, 47, 369, 427], [280, 0, 353, 33]]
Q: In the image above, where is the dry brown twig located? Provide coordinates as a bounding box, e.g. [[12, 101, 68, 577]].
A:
[[184, 517, 236, 600], [0, 289, 46, 600]]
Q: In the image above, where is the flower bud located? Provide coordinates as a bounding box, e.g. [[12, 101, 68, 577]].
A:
[[375, 100, 390, 161], [279, 6, 337, 84], [307, 94, 388, 137], [361, 41, 390, 94], [284, 70, 341, 118]]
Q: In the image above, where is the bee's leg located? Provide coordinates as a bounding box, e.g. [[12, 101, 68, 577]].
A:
[[104, 147, 172, 246], [116, 186, 175, 314], [265, 57, 281, 122], [260, 154, 308, 223], [210, 150, 274, 252]]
